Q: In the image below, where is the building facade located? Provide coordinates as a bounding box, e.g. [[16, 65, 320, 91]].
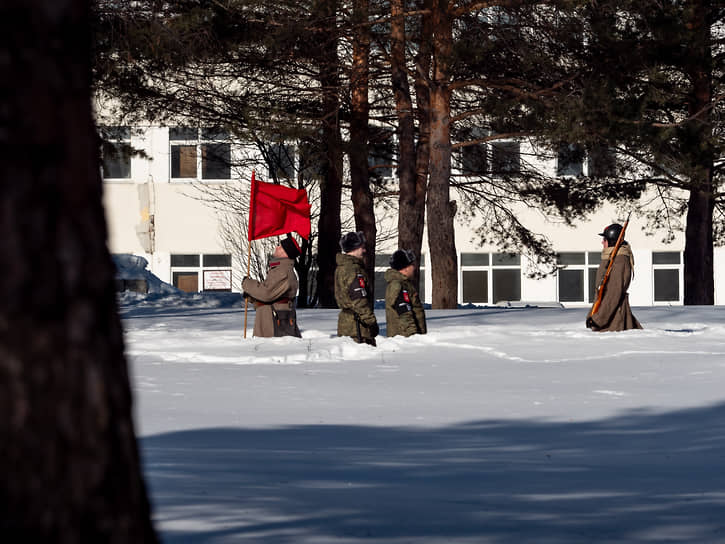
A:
[[100, 124, 725, 306]]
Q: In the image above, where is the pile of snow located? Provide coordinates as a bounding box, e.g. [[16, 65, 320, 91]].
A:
[[113, 253, 181, 295], [113, 254, 242, 309]]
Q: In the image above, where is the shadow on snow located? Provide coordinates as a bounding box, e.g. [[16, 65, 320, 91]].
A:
[[142, 403, 725, 543]]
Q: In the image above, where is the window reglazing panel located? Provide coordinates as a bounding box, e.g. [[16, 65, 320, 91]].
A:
[[492, 253, 520, 266], [171, 145, 197, 178], [461, 253, 490, 266], [493, 269, 520, 302], [170, 126, 198, 140], [201, 143, 231, 179], [463, 270, 488, 303], [203, 254, 232, 267], [557, 252, 585, 265], [653, 252, 681, 265], [588, 252, 602, 264], [559, 269, 584, 302], [171, 254, 200, 267], [654, 269, 680, 301]]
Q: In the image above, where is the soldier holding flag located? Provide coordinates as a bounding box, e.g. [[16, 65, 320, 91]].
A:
[[243, 172, 311, 338], [243, 234, 303, 338]]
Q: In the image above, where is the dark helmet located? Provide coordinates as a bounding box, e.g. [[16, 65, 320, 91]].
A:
[[599, 223, 624, 245], [390, 249, 416, 270]]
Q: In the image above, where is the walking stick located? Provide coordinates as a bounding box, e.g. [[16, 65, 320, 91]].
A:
[[590, 212, 631, 317]]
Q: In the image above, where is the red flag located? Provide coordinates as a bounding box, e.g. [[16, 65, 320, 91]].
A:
[[247, 171, 311, 241]]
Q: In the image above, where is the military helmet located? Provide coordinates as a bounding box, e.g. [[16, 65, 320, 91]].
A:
[[598, 223, 624, 245]]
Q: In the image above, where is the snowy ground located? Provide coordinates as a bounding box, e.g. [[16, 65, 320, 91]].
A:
[[121, 294, 725, 543]]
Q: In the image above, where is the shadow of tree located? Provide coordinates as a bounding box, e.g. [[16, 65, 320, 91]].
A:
[[142, 403, 725, 543]]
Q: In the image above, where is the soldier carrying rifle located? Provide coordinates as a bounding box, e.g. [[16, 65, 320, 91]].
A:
[[586, 221, 643, 332]]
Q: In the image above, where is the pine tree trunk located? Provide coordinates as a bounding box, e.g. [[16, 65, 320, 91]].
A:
[[411, 0, 433, 290], [391, 0, 428, 291], [0, 1, 157, 541], [349, 0, 377, 296], [683, 0, 714, 305], [684, 188, 714, 305], [314, 0, 343, 308], [427, 0, 458, 308]]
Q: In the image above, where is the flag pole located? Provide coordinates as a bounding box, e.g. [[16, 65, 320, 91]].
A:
[[243, 241, 251, 338], [244, 171, 256, 339]]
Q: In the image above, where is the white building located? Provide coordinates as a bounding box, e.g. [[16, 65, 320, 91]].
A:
[[100, 124, 725, 306]]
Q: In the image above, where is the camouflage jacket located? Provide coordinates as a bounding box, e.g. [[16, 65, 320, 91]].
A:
[[334, 253, 378, 341], [384, 268, 426, 337]]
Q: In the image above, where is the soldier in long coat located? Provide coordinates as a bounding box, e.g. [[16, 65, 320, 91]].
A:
[[586, 223, 643, 332], [242, 235, 302, 338], [334, 231, 379, 345], [384, 249, 426, 337]]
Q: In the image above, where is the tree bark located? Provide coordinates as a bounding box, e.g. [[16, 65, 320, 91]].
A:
[[314, 0, 344, 308], [349, 0, 377, 296], [391, 0, 428, 291], [427, 0, 458, 308], [411, 0, 433, 290], [683, 0, 715, 305], [0, 1, 157, 541]]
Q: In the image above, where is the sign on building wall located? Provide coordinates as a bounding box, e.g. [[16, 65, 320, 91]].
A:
[[203, 270, 232, 291]]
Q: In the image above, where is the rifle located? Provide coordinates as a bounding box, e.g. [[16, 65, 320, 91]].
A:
[[590, 213, 631, 317]]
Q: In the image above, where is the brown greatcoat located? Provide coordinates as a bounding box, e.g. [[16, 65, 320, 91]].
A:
[[587, 244, 643, 332], [242, 258, 300, 338]]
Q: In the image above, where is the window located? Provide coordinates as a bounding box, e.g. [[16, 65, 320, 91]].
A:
[[491, 141, 520, 174], [461, 252, 520, 304], [588, 146, 616, 178], [100, 126, 131, 179], [461, 253, 489, 303], [170, 127, 231, 180], [458, 127, 488, 175], [373, 253, 391, 301], [267, 142, 296, 181], [461, 143, 488, 175], [492, 253, 520, 303], [299, 141, 325, 179], [557, 252, 601, 304], [653, 251, 682, 303], [171, 253, 233, 292], [369, 128, 395, 179], [463, 270, 488, 303], [557, 143, 584, 177]]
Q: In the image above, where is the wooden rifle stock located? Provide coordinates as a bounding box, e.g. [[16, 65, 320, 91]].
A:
[[590, 214, 631, 317]]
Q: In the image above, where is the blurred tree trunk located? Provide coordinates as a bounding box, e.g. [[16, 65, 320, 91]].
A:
[[0, 0, 157, 541], [349, 0, 377, 296], [427, 0, 458, 308]]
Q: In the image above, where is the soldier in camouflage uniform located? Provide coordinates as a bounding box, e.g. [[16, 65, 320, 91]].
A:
[[242, 234, 302, 338], [334, 231, 379, 346], [385, 249, 426, 337]]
